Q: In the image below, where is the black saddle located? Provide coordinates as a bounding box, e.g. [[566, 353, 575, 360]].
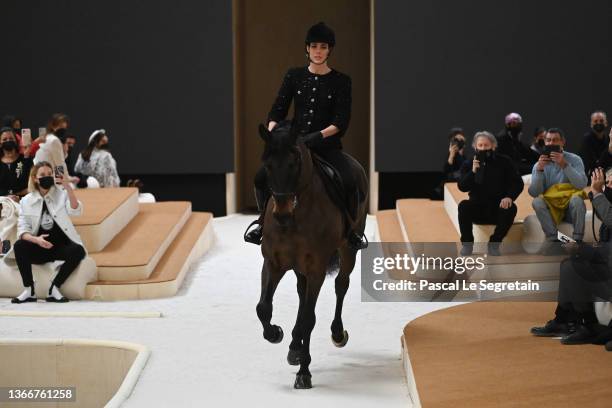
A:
[[312, 153, 352, 221]]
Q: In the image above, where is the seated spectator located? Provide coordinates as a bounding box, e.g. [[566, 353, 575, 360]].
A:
[[432, 127, 467, 199], [0, 127, 33, 201], [29, 113, 69, 157], [75, 129, 120, 188], [580, 110, 609, 179], [2, 115, 24, 154], [531, 168, 612, 346], [530, 126, 547, 156], [9, 161, 86, 303], [528, 128, 588, 247], [457, 131, 524, 256], [596, 128, 612, 176], [497, 112, 538, 175], [444, 127, 467, 181]]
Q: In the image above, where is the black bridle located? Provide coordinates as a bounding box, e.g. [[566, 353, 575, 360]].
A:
[[268, 143, 310, 207]]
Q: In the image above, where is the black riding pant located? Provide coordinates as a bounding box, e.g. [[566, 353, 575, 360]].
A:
[[554, 257, 612, 324], [14, 239, 86, 288], [458, 199, 517, 243]]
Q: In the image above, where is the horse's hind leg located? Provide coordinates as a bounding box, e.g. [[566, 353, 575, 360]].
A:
[[294, 272, 325, 389], [256, 259, 285, 344], [287, 270, 306, 365], [331, 246, 356, 347]]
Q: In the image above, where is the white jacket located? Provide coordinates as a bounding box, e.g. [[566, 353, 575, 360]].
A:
[[9, 186, 85, 258], [34, 134, 69, 177]]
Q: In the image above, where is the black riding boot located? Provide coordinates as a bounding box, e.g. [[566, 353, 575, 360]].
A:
[[347, 189, 368, 251], [244, 187, 269, 245]]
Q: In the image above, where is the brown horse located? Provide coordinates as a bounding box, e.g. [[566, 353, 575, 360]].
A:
[[255, 122, 368, 389]]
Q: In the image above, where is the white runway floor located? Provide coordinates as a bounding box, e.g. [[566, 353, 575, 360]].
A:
[[1, 214, 452, 407]]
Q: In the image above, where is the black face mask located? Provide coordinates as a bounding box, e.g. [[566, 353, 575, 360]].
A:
[[593, 123, 606, 133], [12, 128, 21, 134], [476, 149, 495, 163], [99, 143, 110, 150], [508, 126, 522, 137], [1, 140, 18, 151], [536, 139, 545, 148], [38, 176, 54, 190], [54, 128, 68, 142], [604, 186, 612, 203]]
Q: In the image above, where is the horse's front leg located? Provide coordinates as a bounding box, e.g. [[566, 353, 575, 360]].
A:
[[256, 259, 286, 344], [294, 270, 325, 389], [287, 270, 306, 365]]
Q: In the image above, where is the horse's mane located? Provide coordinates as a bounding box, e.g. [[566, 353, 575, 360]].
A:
[[262, 120, 298, 160]]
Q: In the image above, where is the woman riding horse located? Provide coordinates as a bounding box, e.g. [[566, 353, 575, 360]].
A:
[[244, 22, 367, 250]]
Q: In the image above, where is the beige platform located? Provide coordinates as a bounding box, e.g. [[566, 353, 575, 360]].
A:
[[0, 338, 149, 408], [91, 202, 192, 282], [86, 212, 214, 301], [0, 257, 97, 300], [72, 188, 139, 252], [401, 302, 612, 408]]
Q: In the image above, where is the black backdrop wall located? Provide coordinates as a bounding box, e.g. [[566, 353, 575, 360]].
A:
[[1, 1, 233, 214], [376, 0, 612, 173]]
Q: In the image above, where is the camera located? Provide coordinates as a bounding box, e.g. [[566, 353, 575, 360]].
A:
[[543, 145, 561, 156], [451, 137, 465, 150]]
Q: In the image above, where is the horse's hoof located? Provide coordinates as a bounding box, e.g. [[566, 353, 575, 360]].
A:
[[265, 325, 283, 344], [294, 373, 312, 389], [332, 330, 349, 348], [287, 349, 301, 366]]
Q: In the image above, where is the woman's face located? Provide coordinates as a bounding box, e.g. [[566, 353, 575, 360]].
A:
[[475, 136, 494, 151], [53, 120, 69, 132], [98, 135, 109, 147], [0, 131, 16, 144], [306, 42, 330, 64], [36, 166, 54, 188], [12, 120, 21, 130]]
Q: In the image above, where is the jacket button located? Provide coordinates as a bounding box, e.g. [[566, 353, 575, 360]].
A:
[[310, 98, 314, 102], [297, 90, 301, 94], [312, 88, 316, 91]]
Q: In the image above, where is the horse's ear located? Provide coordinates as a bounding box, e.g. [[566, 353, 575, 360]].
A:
[[258, 124, 270, 142]]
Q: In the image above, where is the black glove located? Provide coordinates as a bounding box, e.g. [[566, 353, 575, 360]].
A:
[[301, 131, 323, 148]]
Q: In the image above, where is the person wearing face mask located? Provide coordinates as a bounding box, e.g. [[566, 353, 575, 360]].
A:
[[0, 127, 33, 201], [457, 131, 524, 256], [530, 126, 547, 156], [529, 128, 588, 250], [74, 129, 120, 188], [1, 115, 25, 154], [580, 111, 609, 180], [9, 161, 86, 303], [432, 127, 467, 200], [496, 112, 539, 175], [531, 167, 612, 346]]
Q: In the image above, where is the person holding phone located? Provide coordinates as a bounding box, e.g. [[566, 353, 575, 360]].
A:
[[9, 161, 86, 303], [457, 131, 524, 256], [0, 127, 33, 201], [531, 167, 612, 346], [528, 128, 588, 250]]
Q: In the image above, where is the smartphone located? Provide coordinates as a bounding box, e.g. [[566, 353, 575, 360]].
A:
[[21, 128, 32, 145], [38, 127, 47, 140], [55, 165, 65, 179], [543, 145, 561, 156], [557, 231, 576, 243]]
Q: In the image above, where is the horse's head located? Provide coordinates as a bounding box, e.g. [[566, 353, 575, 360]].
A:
[[259, 121, 304, 225]]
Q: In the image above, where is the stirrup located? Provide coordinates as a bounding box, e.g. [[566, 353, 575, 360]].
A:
[[244, 220, 263, 245], [348, 230, 368, 251]]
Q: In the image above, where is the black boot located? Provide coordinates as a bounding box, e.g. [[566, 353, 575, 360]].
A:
[[244, 187, 269, 245], [346, 189, 367, 251]]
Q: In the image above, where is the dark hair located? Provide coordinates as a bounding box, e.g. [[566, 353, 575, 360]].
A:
[[533, 126, 547, 137], [46, 113, 70, 133], [1, 115, 20, 129], [448, 127, 464, 140], [0, 127, 17, 158], [546, 127, 565, 140], [81, 130, 106, 161], [66, 133, 76, 140]]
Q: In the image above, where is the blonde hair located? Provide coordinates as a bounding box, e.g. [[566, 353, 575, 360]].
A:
[[28, 161, 54, 192]]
